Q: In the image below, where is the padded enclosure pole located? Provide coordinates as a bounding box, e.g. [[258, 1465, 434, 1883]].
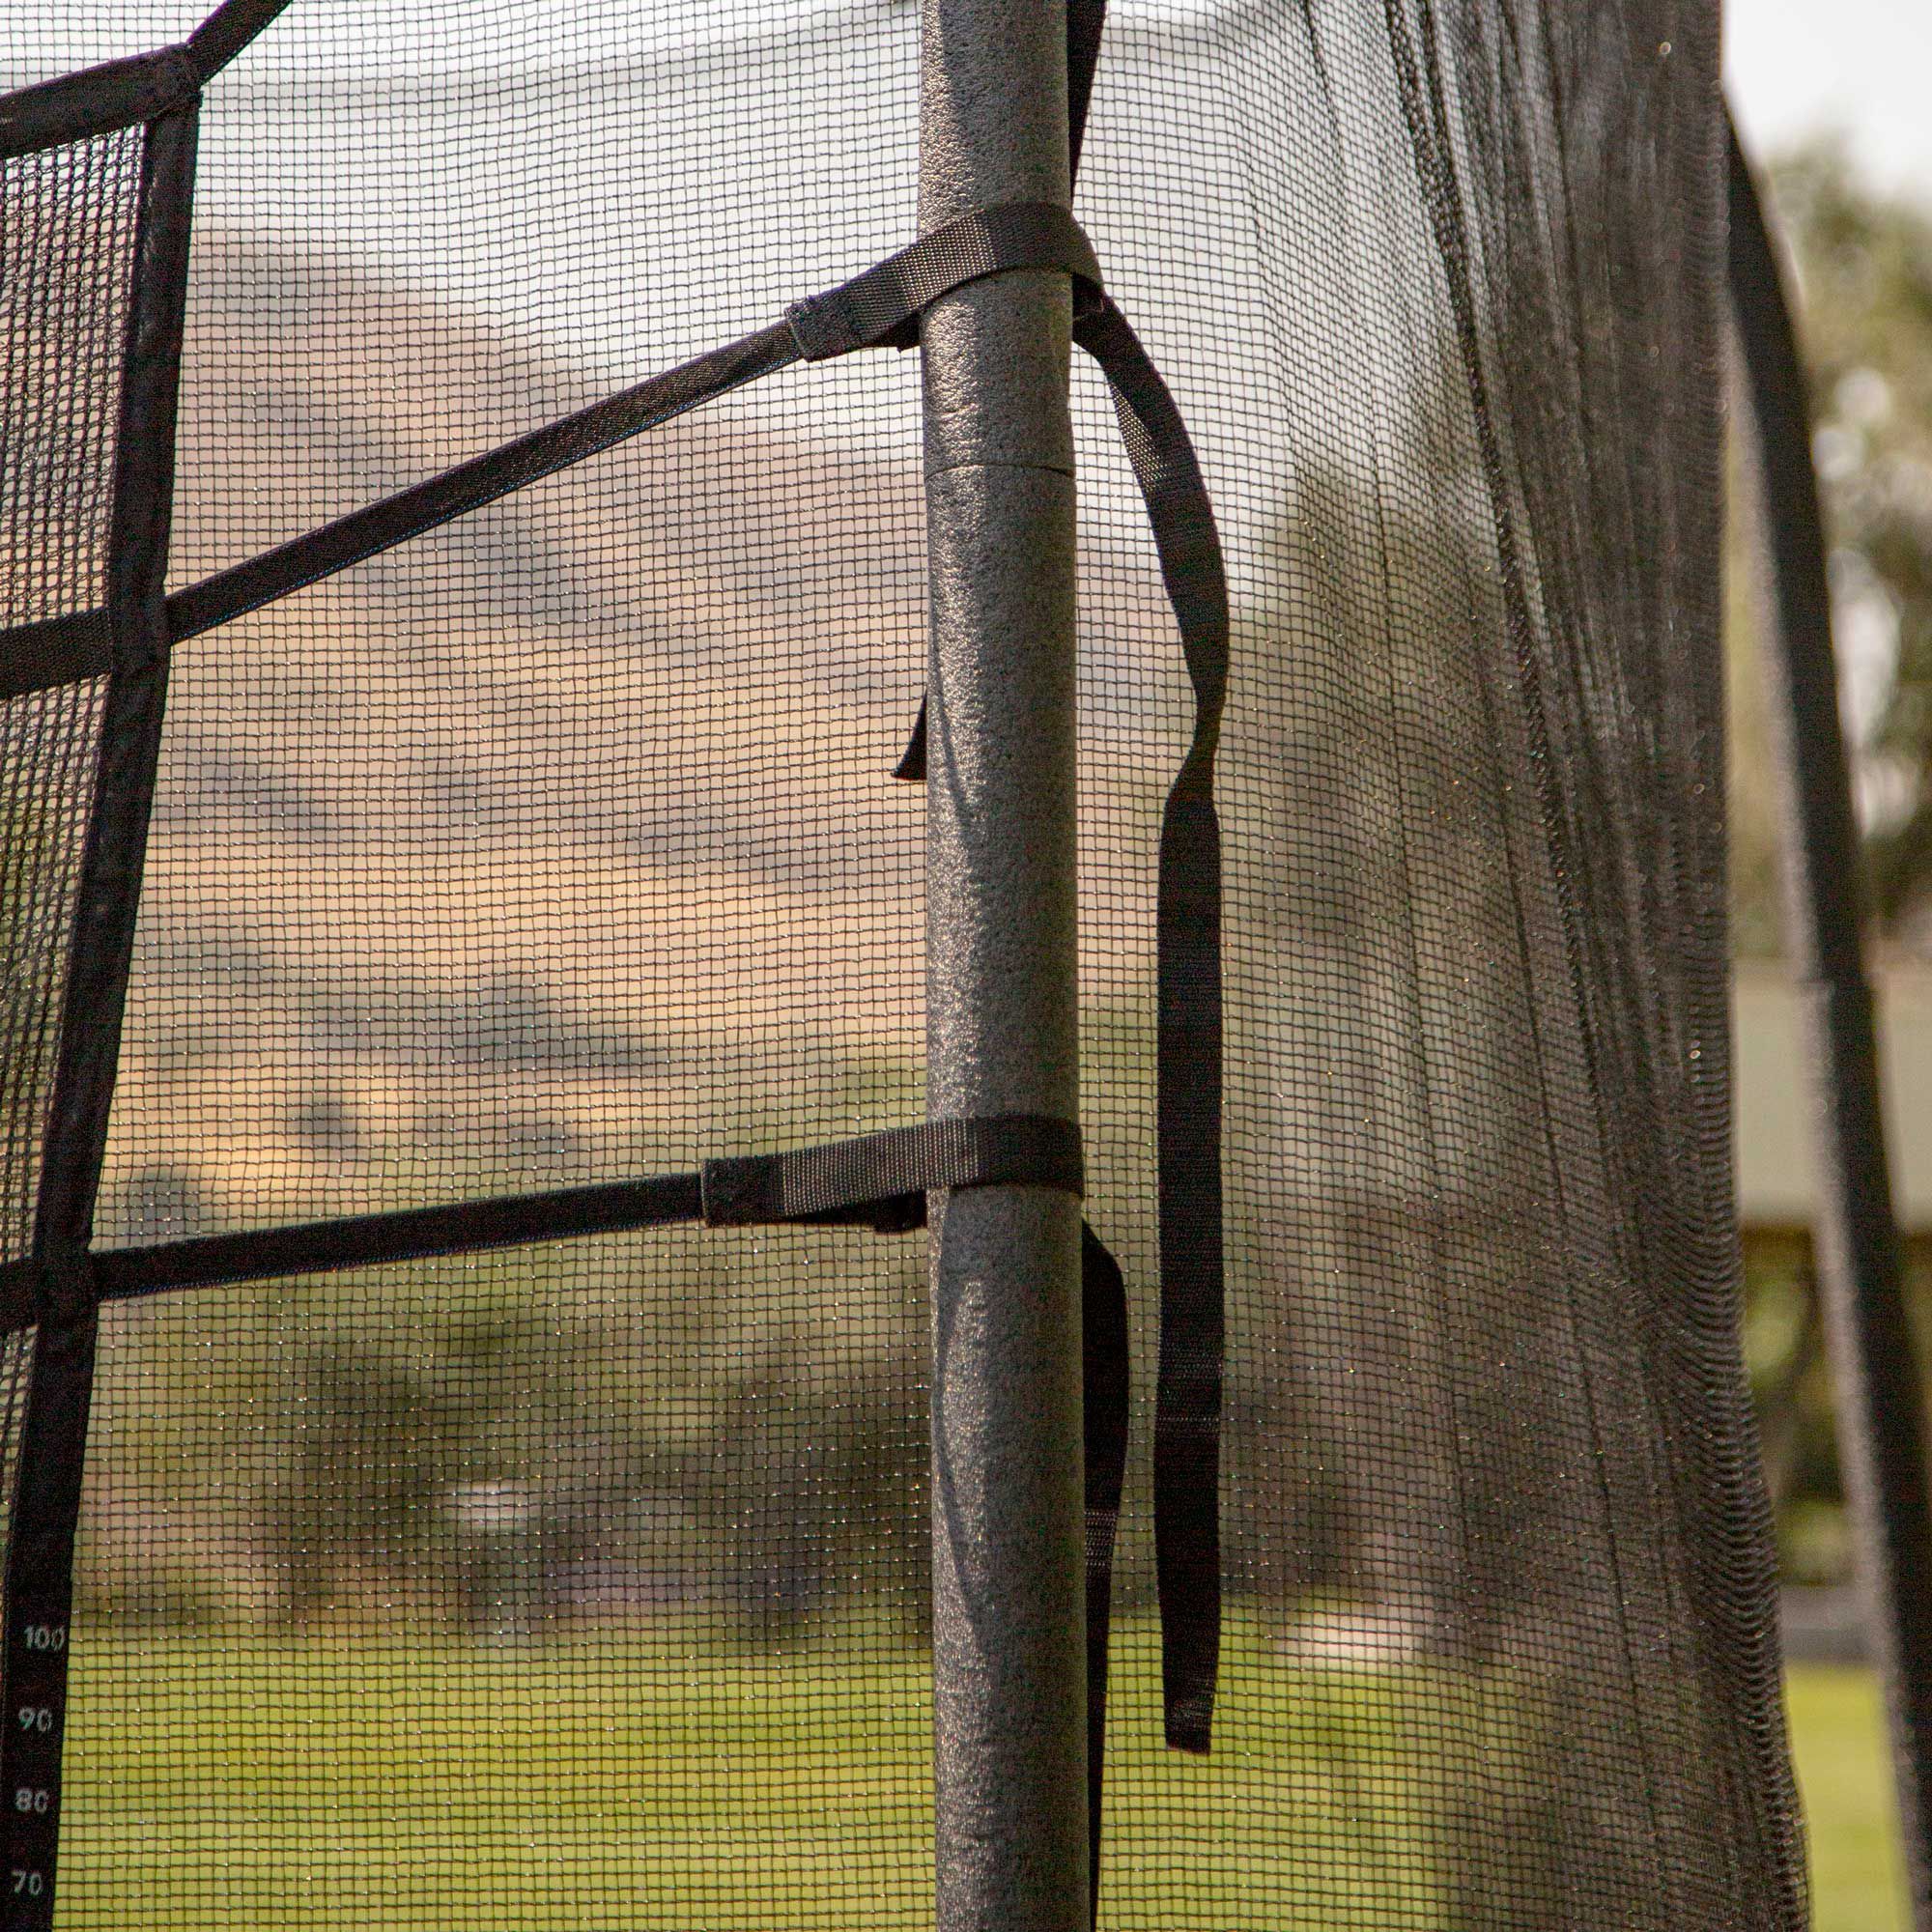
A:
[[1728, 128, 1932, 1928], [919, 3, 1086, 1929]]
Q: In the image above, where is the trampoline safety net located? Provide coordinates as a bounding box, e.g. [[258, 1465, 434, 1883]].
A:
[[0, 1, 1810, 1927]]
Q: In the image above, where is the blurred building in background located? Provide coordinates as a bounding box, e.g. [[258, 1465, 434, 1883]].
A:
[[1736, 963, 1932, 1642]]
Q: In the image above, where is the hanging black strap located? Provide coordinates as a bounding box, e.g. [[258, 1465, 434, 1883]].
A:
[[1071, 298, 1226, 1755], [1080, 1220, 1129, 1917]]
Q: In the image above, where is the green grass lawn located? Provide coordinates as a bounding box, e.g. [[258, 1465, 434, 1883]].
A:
[[49, 1628, 1903, 1928], [1788, 1664, 1909, 1932]]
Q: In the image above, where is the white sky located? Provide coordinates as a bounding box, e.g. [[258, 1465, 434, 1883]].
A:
[[14, 3, 1928, 204], [1727, 0, 1932, 203]]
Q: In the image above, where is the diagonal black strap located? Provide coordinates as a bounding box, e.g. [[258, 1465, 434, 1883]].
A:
[[0, 202, 1103, 702], [161, 320, 803, 651]]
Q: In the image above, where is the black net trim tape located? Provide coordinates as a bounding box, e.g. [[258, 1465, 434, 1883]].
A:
[[1, 96, 203, 1932], [0, 0, 288, 161]]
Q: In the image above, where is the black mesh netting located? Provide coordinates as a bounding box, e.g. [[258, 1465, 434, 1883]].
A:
[[0, 1, 1809, 1926]]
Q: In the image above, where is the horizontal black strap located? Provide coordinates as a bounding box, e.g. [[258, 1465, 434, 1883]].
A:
[[0, 1174, 705, 1328], [0, 0, 287, 161], [0, 611, 120, 704], [0, 1113, 1080, 1333], [701, 1112, 1081, 1226], [786, 201, 1100, 359]]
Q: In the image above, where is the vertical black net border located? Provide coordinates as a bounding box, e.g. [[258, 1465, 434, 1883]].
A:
[[1, 97, 198, 1929], [1729, 126, 1932, 1925]]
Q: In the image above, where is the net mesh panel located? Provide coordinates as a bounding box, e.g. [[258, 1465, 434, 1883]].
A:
[[0, 2, 1806, 1928]]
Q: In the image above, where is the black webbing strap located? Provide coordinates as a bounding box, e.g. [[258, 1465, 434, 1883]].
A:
[[0, 203, 1102, 703], [1072, 0, 1226, 1759], [786, 202, 1099, 360], [701, 1112, 1081, 1226], [1072, 297, 1226, 1754], [0, 1115, 1083, 1335], [894, 698, 931, 781], [0, 49, 199, 162], [165, 322, 804, 650], [1080, 1220, 1129, 1918], [0, 322, 802, 699], [1, 95, 201, 1932], [888, 12, 1230, 1769]]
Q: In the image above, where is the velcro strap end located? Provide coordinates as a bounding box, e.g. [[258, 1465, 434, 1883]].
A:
[[784, 293, 866, 363], [699, 1154, 783, 1226], [700, 1114, 1082, 1230]]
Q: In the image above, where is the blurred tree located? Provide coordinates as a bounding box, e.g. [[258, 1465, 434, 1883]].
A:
[[1741, 142, 1932, 952]]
